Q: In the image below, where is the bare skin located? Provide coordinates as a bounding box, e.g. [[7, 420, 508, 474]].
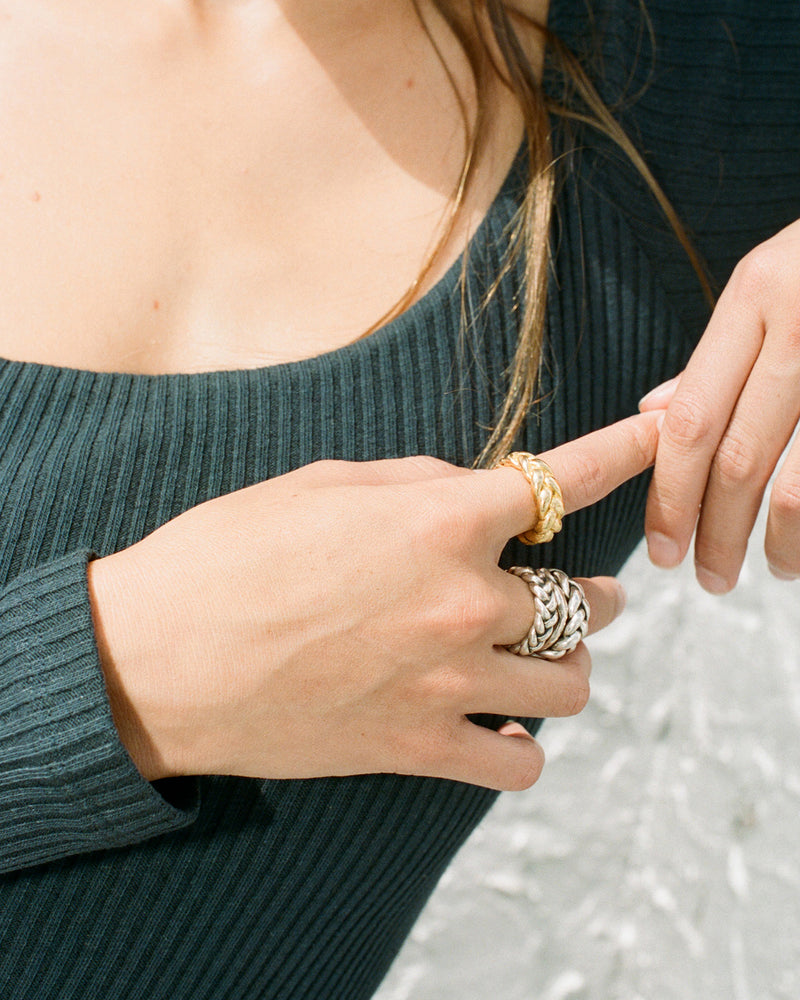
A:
[[5, 5, 797, 606], [89, 410, 667, 788], [1, 0, 674, 788], [641, 218, 800, 591], [0, 0, 545, 372]]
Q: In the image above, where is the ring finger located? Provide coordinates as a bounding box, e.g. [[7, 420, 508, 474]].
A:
[[694, 346, 800, 592], [477, 642, 593, 719], [475, 574, 624, 719]]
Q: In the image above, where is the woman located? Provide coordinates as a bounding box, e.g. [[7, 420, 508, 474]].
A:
[[0, 1, 797, 998]]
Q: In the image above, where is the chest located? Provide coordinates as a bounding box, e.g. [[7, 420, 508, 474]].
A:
[[0, 2, 526, 374]]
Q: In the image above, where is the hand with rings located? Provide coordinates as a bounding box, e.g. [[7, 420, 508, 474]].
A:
[[88, 408, 670, 792]]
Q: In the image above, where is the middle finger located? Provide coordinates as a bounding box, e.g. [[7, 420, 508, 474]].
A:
[[493, 571, 625, 648], [645, 285, 763, 568], [693, 342, 800, 592]]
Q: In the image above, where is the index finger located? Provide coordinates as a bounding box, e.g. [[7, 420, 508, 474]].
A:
[[478, 410, 663, 543]]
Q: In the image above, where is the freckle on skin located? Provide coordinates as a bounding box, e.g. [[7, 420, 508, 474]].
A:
[[153, 300, 160, 311], [31, 191, 41, 202], [405, 78, 414, 89]]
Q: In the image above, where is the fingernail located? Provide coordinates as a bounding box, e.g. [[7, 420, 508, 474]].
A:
[[647, 531, 682, 567], [639, 375, 681, 411], [768, 563, 800, 581], [498, 720, 533, 740], [695, 564, 731, 595]]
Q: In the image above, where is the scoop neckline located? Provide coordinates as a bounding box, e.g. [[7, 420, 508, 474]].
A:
[[0, 140, 528, 387]]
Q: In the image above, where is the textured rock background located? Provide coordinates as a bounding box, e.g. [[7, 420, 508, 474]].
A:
[[376, 501, 800, 1000]]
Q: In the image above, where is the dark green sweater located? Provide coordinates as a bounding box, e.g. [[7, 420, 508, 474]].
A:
[[1, 2, 798, 997]]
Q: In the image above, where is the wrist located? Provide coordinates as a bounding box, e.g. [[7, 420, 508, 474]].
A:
[[87, 550, 182, 782]]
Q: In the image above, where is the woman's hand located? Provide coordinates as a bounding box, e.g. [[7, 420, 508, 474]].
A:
[[88, 410, 662, 791], [640, 218, 800, 592]]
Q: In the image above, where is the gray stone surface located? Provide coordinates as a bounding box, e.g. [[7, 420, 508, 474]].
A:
[[377, 504, 800, 1000]]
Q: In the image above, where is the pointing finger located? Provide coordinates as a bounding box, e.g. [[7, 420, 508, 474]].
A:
[[471, 410, 664, 545], [540, 410, 663, 514]]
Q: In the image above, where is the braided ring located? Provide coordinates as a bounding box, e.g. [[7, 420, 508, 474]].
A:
[[505, 567, 589, 659], [494, 452, 564, 545]]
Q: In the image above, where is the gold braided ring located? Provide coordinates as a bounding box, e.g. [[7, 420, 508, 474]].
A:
[[494, 451, 564, 545]]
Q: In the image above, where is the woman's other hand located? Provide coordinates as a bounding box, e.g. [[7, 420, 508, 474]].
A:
[[640, 218, 800, 592], [88, 410, 663, 791]]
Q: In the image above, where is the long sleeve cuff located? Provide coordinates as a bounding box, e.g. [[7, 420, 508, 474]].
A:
[[0, 549, 199, 874]]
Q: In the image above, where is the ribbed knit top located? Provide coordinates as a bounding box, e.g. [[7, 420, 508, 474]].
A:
[[1, 3, 798, 998]]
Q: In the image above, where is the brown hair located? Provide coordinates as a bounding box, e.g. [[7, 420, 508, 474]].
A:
[[367, 2, 713, 466]]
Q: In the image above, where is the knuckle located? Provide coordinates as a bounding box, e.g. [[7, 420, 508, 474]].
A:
[[566, 448, 606, 502], [663, 394, 714, 451], [727, 239, 800, 356], [420, 595, 455, 643], [431, 579, 501, 644], [779, 322, 800, 360], [406, 489, 452, 545], [730, 242, 784, 303], [770, 472, 800, 521], [303, 458, 347, 480], [458, 584, 505, 640], [626, 417, 659, 470], [713, 433, 762, 487], [694, 536, 738, 569], [647, 492, 695, 530], [562, 673, 591, 716], [413, 666, 470, 709], [408, 484, 474, 551], [502, 746, 545, 791], [399, 455, 462, 477], [729, 239, 794, 307]]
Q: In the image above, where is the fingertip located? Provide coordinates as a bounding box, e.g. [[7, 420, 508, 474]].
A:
[[695, 563, 735, 594], [638, 374, 682, 412], [768, 563, 800, 582], [540, 411, 662, 518], [646, 531, 683, 568]]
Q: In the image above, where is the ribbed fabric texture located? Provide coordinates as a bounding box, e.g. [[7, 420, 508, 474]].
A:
[[0, 3, 798, 997]]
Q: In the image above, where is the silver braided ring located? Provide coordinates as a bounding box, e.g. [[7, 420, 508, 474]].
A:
[[505, 567, 590, 659]]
